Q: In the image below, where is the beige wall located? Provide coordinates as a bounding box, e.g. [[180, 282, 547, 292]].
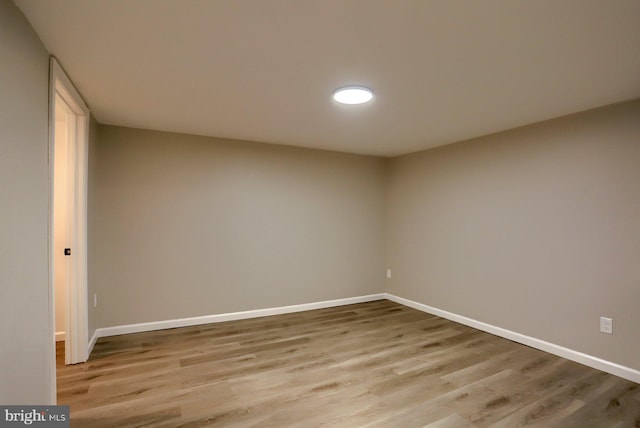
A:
[[91, 126, 386, 327], [87, 114, 100, 340], [0, 0, 52, 404], [386, 100, 640, 371]]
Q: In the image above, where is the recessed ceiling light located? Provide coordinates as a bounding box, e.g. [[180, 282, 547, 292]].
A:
[[332, 86, 374, 105]]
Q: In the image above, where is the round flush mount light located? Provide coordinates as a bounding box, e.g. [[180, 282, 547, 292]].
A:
[[332, 86, 374, 105]]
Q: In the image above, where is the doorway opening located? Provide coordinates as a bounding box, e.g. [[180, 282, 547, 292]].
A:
[[54, 93, 74, 355], [49, 57, 90, 402]]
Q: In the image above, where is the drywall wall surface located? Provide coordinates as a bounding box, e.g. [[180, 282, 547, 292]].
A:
[[0, 0, 52, 404], [87, 114, 99, 342], [92, 126, 386, 327], [387, 100, 640, 370]]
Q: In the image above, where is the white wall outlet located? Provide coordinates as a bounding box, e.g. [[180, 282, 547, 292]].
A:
[[386, 269, 392, 279], [94, 293, 98, 308], [600, 316, 613, 334]]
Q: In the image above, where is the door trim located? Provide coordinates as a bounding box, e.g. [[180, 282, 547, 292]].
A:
[[48, 57, 90, 403]]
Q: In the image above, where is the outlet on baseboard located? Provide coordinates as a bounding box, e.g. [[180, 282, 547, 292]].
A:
[[386, 269, 391, 279], [600, 316, 613, 334]]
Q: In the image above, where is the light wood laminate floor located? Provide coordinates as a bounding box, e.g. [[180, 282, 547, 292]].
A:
[[57, 300, 640, 427]]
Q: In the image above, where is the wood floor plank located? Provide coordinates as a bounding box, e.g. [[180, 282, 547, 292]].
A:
[[56, 300, 639, 427], [423, 413, 479, 428]]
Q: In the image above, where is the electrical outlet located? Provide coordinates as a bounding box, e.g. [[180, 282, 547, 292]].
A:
[[600, 317, 613, 334], [386, 269, 391, 279], [94, 293, 98, 308]]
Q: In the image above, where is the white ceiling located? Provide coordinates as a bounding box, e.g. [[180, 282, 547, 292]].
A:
[[15, 0, 640, 156]]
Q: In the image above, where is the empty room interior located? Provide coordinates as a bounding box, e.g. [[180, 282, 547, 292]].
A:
[[2, 0, 640, 426]]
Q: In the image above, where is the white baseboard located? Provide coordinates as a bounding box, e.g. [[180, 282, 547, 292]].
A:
[[92, 293, 386, 341], [88, 330, 98, 356], [385, 293, 640, 384], [55, 331, 65, 342]]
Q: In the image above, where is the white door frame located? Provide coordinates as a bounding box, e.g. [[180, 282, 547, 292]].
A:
[[48, 57, 90, 402]]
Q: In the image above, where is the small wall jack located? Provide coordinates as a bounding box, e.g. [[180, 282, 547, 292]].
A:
[[600, 317, 613, 334]]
